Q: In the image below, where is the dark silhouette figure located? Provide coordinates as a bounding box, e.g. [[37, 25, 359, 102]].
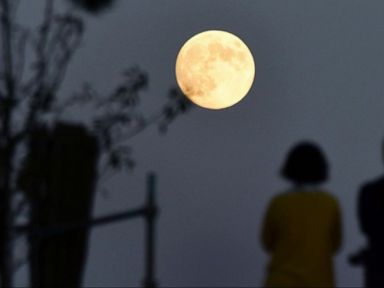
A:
[[18, 122, 99, 287], [350, 147, 384, 287], [261, 141, 342, 287]]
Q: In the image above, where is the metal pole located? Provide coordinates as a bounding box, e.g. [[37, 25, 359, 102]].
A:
[[143, 172, 158, 288], [14, 172, 160, 286], [15, 207, 147, 238]]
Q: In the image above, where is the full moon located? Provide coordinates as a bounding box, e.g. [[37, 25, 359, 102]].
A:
[[175, 30, 255, 110]]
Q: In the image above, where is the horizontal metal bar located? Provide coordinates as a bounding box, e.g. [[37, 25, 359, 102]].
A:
[[14, 206, 149, 238]]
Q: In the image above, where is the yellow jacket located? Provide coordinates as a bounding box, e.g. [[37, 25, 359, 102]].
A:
[[261, 189, 342, 287]]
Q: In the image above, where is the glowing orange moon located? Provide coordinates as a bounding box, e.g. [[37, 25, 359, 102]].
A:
[[175, 30, 255, 110]]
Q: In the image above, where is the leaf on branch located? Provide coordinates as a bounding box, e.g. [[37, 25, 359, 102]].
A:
[[123, 67, 148, 92], [92, 66, 148, 111], [53, 82, 96, 114], [58, 15, 84, 37], [107, 146, 135, 171], [93, 112, 134, 150], [158, 87, 193, 134], [68, 0, 116, 14], [112, 66, 148, 107], [31, 88, 54, 112], [23, 13, 84, 108], [13, 25, 30, 86], [41, 14, 84, 93]]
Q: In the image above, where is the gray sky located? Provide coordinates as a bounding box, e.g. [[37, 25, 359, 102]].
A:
[[15, 0, 384, 286]]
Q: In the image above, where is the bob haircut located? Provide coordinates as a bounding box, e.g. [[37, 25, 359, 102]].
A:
[[281, 142, 328, 185]]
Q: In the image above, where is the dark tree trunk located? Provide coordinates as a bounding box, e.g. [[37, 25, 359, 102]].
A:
[[19, 123, 99, 287], [0, 0, 16, 286], [0, 147, 13, 288]]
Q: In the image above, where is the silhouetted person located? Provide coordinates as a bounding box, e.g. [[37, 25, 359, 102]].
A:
[[350, 143, 384, 287], [261, 142, 342, 287]]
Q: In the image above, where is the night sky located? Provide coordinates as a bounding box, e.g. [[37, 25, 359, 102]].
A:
[[15, 0, 384, 286]]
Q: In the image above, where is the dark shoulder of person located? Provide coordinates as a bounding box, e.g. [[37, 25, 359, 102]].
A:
[[316, 189, 340, 207], [361, 176, 384, 193]]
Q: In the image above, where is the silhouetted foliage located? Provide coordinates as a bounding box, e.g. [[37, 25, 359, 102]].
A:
[[69, 0, 116, 13], [0, 0, 192, 286], [159, 88, 193, 134], [59, 66, 192, 172]]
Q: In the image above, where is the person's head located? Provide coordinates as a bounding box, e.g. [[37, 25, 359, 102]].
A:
[[281, 141, 328, 185]]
